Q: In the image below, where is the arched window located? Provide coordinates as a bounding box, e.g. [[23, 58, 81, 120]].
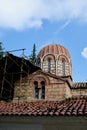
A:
[[62, 59, 65, 76], [48, 58, 51, 73], [41, 81, 45, 99], [34, 81, 39, 99], [34, 81, 45, 99]]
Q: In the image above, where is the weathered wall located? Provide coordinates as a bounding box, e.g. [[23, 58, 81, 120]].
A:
[[45, 77, 66, 100], [14, 71, 87, 102], [57, 60, 71, 76], [14, 72, 72, 102], [15, 69, 87, 103], [43, 60, 56, 75], [71, 89, 87, 97], [65, 83, 72, 98], [41, 55, 72, 77]]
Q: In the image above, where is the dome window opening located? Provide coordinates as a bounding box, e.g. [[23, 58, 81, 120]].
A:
[[62, 59, 65, 76], [48, 58, 51, 73]]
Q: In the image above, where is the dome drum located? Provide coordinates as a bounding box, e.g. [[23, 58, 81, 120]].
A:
[[37, 44, 72, 77]]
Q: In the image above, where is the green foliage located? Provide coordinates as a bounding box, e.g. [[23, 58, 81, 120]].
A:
[[0, 42, 5, 59], [29, 43, 37, 65]]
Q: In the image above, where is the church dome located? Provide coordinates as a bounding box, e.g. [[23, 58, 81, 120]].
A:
[[38, 44, 70, 59], [37, 44, 72, 77]]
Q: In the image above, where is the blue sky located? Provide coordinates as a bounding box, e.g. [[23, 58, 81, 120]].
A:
[[0, 0, 87, 82]]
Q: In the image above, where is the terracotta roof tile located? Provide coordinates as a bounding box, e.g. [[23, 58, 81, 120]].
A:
[[72, 83, 87, 89], [0, 98, 87, 116], [38, 44, 70, 59]]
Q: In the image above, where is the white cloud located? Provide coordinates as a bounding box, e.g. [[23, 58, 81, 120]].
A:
[[81, 47, 87, 58], [0, 0, 87, 30]]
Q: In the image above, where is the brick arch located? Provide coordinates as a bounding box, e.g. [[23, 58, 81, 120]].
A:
[[58, 54, 69, 63], [43, 54, 55, 61], [30, 74, 50, 87]]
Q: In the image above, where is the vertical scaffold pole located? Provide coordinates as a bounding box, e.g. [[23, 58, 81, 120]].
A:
[[19, 49, 25, 101], [1, 53, 8, 98]]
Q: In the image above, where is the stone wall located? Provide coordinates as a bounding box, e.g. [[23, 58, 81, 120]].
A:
[[13, 71, 72, 102], [71, 89, 87, 97], [41, 54, 72, 77], [65, 84, 72, 98], [43, 60, 56, 75], [45, 77, 66, 100], [42, 59, 72, 76], [57, 61, 71, 76], [15, 69, 87, 103]]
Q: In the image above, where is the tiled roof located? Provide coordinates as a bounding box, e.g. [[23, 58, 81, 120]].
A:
[[72, 83, 87, 89], [0, 98, 87, 116], [37, 44, 70, 59]]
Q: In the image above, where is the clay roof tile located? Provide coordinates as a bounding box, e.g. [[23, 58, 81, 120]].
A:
[[0, 98, 87, 116]]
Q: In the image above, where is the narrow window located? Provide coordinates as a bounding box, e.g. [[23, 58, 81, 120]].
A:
[[62, 59, 65, 76], [34, 81, 39, 99], [41, 81, 45, 99], [48, 58, 51, 73]]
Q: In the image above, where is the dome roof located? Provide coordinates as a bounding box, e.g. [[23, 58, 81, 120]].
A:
[[38, 44, 70, 59]]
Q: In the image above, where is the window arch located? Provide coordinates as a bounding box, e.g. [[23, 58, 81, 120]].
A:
[[34, 81, 45, 99], [62, 59, 65, 76], [48, 58, 51, 73]]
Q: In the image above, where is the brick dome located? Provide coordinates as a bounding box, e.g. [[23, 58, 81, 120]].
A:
[[38, 44, 70, 59], [37, 44, 72, 77]]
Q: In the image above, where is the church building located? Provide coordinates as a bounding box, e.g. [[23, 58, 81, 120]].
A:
[[0, 44, 87, 130], [14, 44, 87, 101]]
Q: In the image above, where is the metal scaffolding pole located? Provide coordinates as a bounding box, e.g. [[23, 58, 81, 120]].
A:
[[1, 55, 8, 98]]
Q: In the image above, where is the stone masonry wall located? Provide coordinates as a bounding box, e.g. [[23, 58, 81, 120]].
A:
[[45, 76, 66, 100], [57, 61, 71, 76], [71, 89, 87, 97], [42, 59, 71, 77], [43, 60, 56, 75], [13, 73, 72, 102]]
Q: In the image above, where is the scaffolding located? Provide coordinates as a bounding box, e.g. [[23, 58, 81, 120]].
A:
[[0, 49, 39, 101]]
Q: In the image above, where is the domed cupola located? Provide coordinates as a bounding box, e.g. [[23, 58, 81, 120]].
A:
[[37, 44, 72, 77]]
